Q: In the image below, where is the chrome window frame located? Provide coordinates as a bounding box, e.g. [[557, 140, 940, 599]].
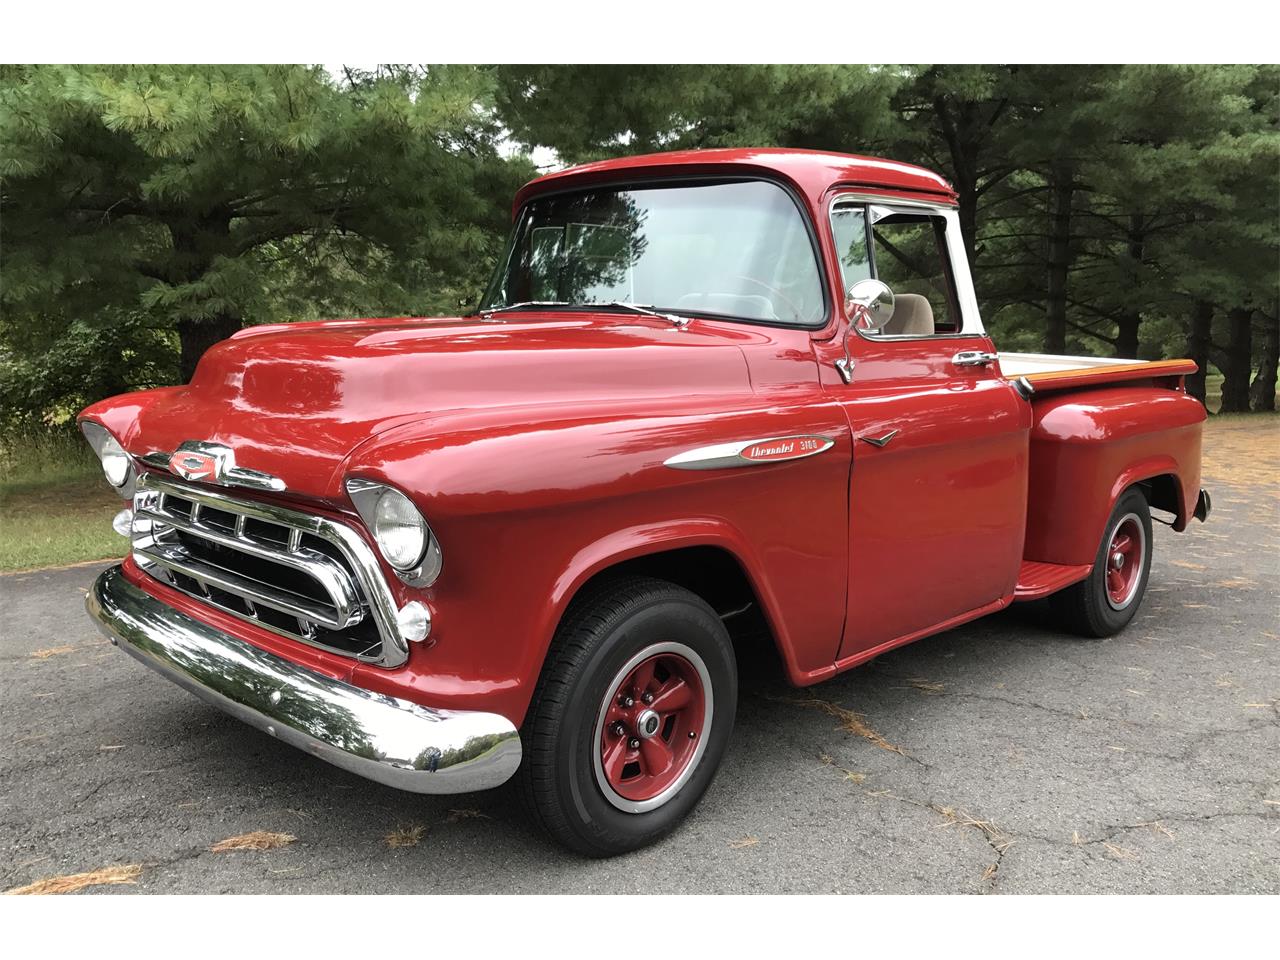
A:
[[828, 194, 986, 341], [131, 472, 410, 668]]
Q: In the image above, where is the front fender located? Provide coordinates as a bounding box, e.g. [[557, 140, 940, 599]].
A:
[[340, 399, 852, 725]]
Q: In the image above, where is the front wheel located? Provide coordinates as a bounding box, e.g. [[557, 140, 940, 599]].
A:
[[517, 577, 737, 856], [1050, 487, 1153, 637]]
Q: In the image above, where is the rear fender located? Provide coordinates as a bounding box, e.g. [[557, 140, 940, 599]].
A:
[[1024, 386, 1204, 566]]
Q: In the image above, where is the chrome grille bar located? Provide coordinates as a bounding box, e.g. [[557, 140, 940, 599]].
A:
[[132, 500, 362, 628], [130, 472, 409, 667], [133, 542, 354, 630]]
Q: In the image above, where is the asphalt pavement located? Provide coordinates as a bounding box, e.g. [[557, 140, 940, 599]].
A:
[[2, 419, 1276, 894]]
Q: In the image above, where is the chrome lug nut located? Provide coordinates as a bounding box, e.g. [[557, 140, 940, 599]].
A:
[[612, 723, 626, 737], [622, 696, 635, 708], [642, 692, 654, 704], [628, 738, 640, 749]]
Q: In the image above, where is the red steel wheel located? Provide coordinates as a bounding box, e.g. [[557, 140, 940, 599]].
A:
[[593, 641, 711, 813], [1104, 512, 1146, 611]]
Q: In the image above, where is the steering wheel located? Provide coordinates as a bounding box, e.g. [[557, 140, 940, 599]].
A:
[[731, 274, 806, 321]]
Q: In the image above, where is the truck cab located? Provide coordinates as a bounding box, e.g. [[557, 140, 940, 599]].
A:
[[81, 149, 1209, 855]]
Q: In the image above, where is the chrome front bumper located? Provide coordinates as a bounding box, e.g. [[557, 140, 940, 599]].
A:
[[86, 566, 521, 794]]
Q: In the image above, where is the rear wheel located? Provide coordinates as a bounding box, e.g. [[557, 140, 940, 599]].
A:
[[1050, 487, 1153, 637], [517, 577, 736, 857]]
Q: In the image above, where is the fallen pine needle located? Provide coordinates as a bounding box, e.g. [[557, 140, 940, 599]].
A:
[[210, 831, 296, 853], [5, 864, 141, 895], [385, 825, 425, 848], [30, 645, 76, 660], [1102, 843, 1138, 861], [445, 808, 491, 823], [728, 836, 759, 849], [907, 678, 945, 695], [780, 697, 907, 755]]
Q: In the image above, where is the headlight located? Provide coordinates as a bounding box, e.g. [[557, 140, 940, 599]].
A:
[[374, 488, 426, 570], [346, 479, 443, 586], [80, 421, 136, 498]]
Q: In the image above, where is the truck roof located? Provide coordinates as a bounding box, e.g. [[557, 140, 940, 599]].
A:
[[514, 147, 957, 213]]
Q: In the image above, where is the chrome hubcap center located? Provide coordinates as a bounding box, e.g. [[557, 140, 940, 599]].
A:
[[636, 708, 661, 739], [1111, 551, 1125, 570]]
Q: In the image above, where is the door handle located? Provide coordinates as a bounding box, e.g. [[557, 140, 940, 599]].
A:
[[952, 350, 998, 367]]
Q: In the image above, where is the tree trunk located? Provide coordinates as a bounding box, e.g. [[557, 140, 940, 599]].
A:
[[178, 314, 243, 382], [1184, 300, 1213, 405], [1219, 307, 1254, 413], [957, 187, 979, 279], [1043, 163, 1075, 355], [1250, 309, 1278, 412], [1114, 215, 1144, 359], [1115, 311, 1141, 360], [167, 217, 241, 382]]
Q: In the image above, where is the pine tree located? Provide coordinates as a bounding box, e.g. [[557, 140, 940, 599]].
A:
[[0, 64, 529, 397]]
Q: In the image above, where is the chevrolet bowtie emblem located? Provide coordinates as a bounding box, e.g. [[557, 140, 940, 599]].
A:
[[170, 451, 220, 481], [145, 441, 287, 492]]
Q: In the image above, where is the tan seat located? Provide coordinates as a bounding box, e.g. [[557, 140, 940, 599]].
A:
[[882, 293, 935, 336]]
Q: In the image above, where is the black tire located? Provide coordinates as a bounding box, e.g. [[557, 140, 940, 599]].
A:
[[1049, 487, 1153, 638], [517, 576, 737, 857]]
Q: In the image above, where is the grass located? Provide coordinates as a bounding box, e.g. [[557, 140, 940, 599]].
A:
[[0, 430, 126, 573]]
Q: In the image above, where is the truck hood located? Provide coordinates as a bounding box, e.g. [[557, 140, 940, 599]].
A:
[[92, 313, 760, 499]]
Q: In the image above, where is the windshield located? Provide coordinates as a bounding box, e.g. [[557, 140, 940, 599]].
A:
[[480, 180, 825, 326]]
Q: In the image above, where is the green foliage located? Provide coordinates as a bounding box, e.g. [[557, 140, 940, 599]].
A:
[[498, 64, 1278, 410], [1, 63, 1276, 426], [0, 64, 533, 426]]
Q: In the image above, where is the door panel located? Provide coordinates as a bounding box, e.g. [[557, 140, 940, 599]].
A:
[[825, 336, 1031, 659]]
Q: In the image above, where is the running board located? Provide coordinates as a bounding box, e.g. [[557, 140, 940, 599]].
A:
[[1013, 560, 1092, 601]]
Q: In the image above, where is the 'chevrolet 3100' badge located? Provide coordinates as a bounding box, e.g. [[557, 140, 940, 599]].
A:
[[664, 435, 835, 471]]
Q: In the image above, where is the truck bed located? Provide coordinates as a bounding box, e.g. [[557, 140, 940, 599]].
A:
[[999, 353, 1197, 393]]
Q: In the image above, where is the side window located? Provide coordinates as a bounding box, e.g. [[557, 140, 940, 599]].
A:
[[831, 206, 872, 288], [830, 202, 962, 337]]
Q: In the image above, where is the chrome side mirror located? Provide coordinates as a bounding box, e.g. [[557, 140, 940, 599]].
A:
[[835, 279, 895, 383], [846, 279, 895, 334]]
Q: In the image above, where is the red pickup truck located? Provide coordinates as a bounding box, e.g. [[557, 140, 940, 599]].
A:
[[81, 149, 1210, 855]]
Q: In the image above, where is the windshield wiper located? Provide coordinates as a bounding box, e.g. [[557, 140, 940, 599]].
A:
[[478, 300, 572, 317], [479, 299, 691, 328], [588, 301, 691, 328]]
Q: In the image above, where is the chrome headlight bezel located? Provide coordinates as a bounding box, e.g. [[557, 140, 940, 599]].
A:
[[346, 478, 443, 587], [80, 420, 137, 499]]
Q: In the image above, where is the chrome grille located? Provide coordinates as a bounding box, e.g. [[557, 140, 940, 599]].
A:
[[130, 472, 408, 667]]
